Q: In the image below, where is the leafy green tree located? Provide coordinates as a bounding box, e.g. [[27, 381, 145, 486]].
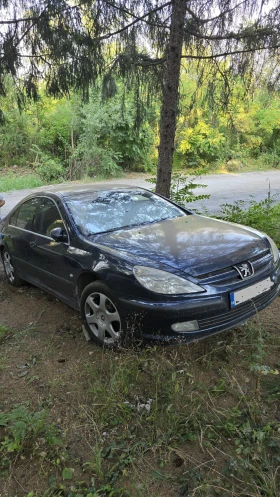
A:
[[74, 90, 155, 177], [175, 69, 280, 170]]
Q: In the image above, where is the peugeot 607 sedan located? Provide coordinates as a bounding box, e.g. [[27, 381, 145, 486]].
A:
[[0, 184, 279, 346]]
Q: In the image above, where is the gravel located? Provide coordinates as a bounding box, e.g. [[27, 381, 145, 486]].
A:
[[1, 170, 280, 217]]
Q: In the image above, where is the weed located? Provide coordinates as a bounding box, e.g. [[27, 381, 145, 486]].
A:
[[0, 324, 12, 342], [0, 403, 63, 471]]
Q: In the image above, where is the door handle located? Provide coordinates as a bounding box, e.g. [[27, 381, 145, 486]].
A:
[[30, 241, 36, 247]]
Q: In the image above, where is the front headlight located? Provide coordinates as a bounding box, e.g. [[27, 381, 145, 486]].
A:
[[266, 235, 279, 264], [133, 266, 205, 294]]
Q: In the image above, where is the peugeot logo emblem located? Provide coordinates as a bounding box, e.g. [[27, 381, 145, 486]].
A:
[[233, 261, 254, 279]]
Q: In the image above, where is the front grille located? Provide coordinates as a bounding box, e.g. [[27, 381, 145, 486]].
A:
[[196, 249, 272, 286], [197, 284, 278, 330]]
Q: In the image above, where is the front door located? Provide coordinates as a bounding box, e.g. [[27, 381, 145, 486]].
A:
[[28, 197, 75, 303]]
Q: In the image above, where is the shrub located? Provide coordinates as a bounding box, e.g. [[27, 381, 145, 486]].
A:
[[35, 159, 64, 183], [219, 194, 280, 246], [30, 144, 64, 183], [147, 170, 210, 206]]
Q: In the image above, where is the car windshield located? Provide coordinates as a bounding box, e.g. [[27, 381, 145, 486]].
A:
[[66, 189, 186, 235]]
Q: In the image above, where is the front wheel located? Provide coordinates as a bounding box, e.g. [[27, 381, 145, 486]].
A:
[[2, 249, 23, 287], [80, 282, 123, 347]]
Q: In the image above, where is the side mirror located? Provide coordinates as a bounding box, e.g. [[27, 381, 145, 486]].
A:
[[50, 227, 68, 243]]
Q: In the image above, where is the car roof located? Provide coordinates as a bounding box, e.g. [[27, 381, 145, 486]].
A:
[[33, 183, 145, 198]]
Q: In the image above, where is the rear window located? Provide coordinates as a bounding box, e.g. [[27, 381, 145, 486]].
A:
[[66, 189, 185, 235]]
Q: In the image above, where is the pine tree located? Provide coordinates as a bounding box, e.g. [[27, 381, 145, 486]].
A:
[[1, 0, 280, 196]]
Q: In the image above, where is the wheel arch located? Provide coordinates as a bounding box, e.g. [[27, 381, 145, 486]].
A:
[[0, 244, 6, 259], [76, 272, 101, 301]]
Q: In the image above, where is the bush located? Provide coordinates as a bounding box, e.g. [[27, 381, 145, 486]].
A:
[[219, 194, 280, 246], [35, 159, 64, 183], [72, 144, 122, 179], [75, 93, 155, 177], [30, 144, 64, 183]]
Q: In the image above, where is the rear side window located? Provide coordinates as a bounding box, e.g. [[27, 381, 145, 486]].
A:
[[33, 198, 65, 237], [9, 210, 18, 226], [15, 199, 38, 230]]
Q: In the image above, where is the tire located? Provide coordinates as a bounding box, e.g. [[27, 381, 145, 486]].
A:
[[2, 248, 24, 287], [80, 281, 124, 347]]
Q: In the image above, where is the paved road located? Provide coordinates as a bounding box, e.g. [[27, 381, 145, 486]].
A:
[[1, 170, 280, 218]]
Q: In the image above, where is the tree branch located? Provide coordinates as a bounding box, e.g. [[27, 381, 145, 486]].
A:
[[0, 1, 85, 25], [97, 0, 171, 38], [96, 2, 171, 41], [185, 25, 278, 42], [0, 1, 171, 44], [186, 0, 248, 25], [181, 44, 280, 60], [3, 42, 280, 66]]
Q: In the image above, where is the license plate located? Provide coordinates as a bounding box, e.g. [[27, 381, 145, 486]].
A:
[[230, 277, 274, 308]]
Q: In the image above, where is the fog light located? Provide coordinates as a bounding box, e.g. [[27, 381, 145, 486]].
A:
[[171, 320, 199, 332]]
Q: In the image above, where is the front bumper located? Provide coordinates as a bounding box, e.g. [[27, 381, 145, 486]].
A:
[[118, 281, 280, 343]]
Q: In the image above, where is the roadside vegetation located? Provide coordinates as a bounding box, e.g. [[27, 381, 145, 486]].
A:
[[1, 70, 280, 190], [219, 196, 280, 247]]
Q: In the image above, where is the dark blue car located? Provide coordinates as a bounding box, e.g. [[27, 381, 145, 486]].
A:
[[0, 184, 279, 346]]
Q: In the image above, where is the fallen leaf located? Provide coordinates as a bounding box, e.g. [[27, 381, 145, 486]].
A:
[[18, 370, 29, 378]]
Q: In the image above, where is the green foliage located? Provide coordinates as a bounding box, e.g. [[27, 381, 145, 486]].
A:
[[62, 467, 74, 480], [178, 119, 226, 165], [30, 145, 64, 182], [219, 194, 280, 246], [1, 72, 280, 180], [35, 160, 64, 183], [0, 404, 61, 471], [0, 78, 156, 180], [74, 91, 155, 178], [0, 405, 46, 454], [147, 171, 210, 206], [175, 73, 280, 171]]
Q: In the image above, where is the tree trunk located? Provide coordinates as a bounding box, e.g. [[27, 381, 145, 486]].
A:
[[156, 0, 187, 198]]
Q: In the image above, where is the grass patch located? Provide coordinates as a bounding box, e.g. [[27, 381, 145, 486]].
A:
[[0, 173, 44, 192], [1, 316, 279, 497]]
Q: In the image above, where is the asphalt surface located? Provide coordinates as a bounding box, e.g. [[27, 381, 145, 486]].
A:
[[1, 170, 280, 218]]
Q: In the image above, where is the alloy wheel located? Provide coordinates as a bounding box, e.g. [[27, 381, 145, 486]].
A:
[[85, 292, 121, 345], [3, 251, 15, 284]]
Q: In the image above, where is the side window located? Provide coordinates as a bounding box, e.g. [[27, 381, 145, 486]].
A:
[[33, 198, 66, 238], [16, 199, 38, 230], [9, 209, 19, 226]]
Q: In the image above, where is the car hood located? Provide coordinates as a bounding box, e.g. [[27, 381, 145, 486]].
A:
[[92, 214, 268, 276]]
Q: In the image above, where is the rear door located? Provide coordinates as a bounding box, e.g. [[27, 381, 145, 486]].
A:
[[5, 198, 39, 276]]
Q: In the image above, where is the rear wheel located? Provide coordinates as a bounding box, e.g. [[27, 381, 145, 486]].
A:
[[80, 282, 123, 346], [2, 249, 23, 287]]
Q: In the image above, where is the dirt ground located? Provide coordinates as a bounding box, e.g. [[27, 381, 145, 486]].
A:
[[0, 263, 279, 497]]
